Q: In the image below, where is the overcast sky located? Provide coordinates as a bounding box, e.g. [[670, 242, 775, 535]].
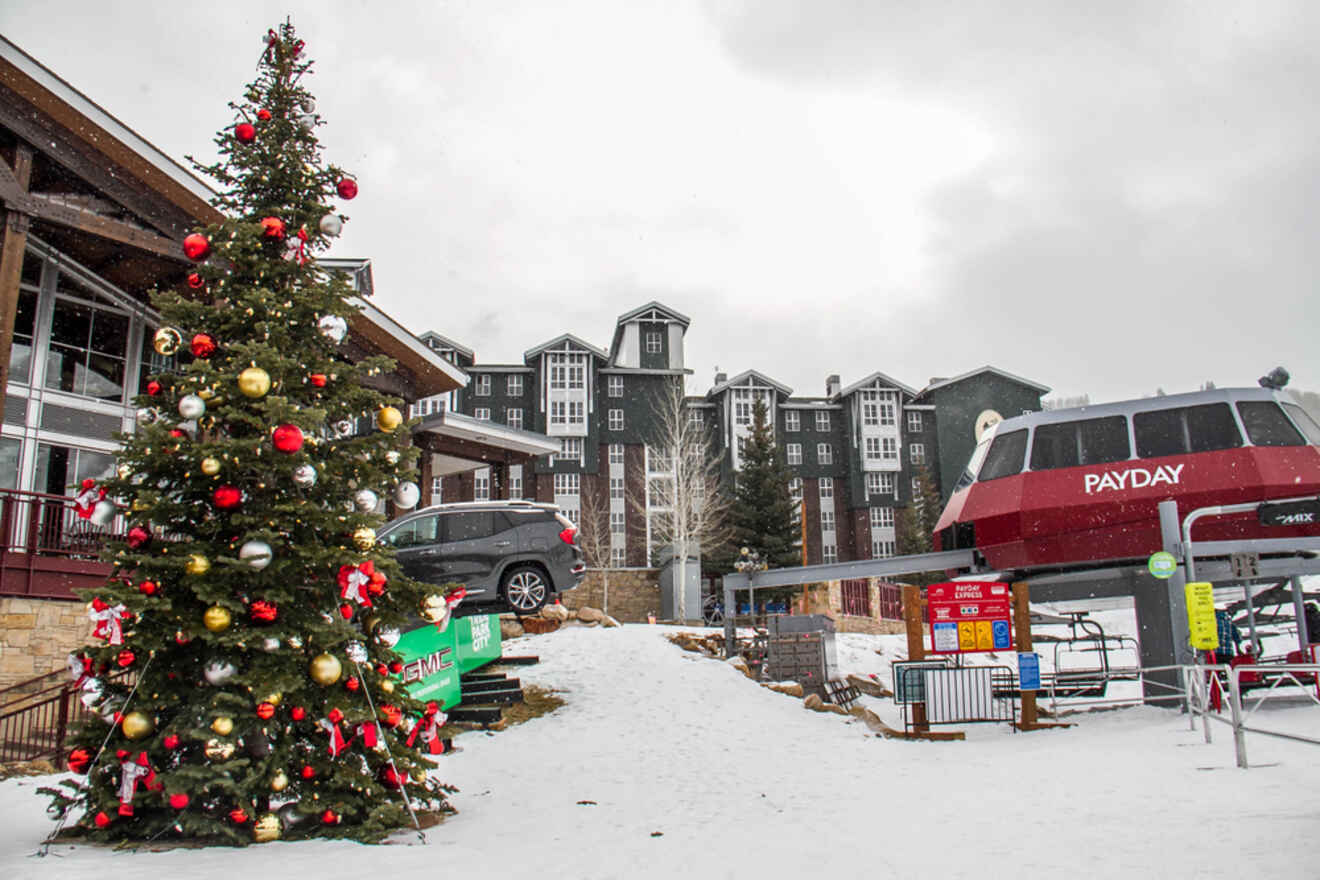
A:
[[3, 2, 1317, 403]]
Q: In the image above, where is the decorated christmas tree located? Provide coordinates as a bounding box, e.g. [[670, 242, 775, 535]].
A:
[[41, 22, 459, 845]]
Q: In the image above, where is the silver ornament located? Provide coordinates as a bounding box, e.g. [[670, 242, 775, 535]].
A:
[[345, 641, 367, 664], [293, 464, 318, 488], [89, 499, 117, 527], [332, 419, 354, 439], [375, 626, 400, 648], [178, 394, 206, 420], [239, 540, 273, 570], [301, 97, 316, 113], [384, 450, 400, 465], [261, 636, 281, 652], [203, 660, 237, 685], [394, 481, 420, 510], [135, 407, 157, 426], [318, 314, 347, 343], [319, 214, 342, 237], [354, 489, 379, 512], [298, 112, 317, 130], [287, 635, 303, 649]]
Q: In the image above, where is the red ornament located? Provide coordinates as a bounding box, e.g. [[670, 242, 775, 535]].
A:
[[379, 704, 402, 728], [256, 702, 276, 720], [260, 217, 286, 239], [308, 373, 328, 388], [345, 676, 360, 692], [229, 808, 249, 825], [339, 603, 353, 620], [162, 734, 180, 750], [321, 809, 340, 825], [116, 650, 135, 668], [138, 580, 157, 596], [213, 486, 242, 510], [379, 765, 404, 790], [235, 122, 256, 143], [67, 748, 92, 774], [300, 764, 316, 780], [336, 178, 358, 200], [250, 600, 278, 623], [190, 332, 218, 358], [94, 811, 112, 828], [186, 272, 205, 290], [174, 631, 191, 645], [375, 663, 388, 676], [271, 424, 304, 454], [256, 108, 272, 121], [146, 380, 162, 396], [389, 661, 403, 674], [290, 706, 306, 722], [169, 792, 189, 810], [182, 233, 210, 261], [126, 525, 151, 549]]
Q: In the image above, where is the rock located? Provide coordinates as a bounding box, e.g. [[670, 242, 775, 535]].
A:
[[577, 606, 605, 623], [847, 673, 892, 699], [765, 681, 804, 698], [602, 615, 621, 628], [540, 604, 570, 622], [500, 618, 525, 640], [522, 617, 561, 635], [726, 655, 751, 677], [849, 705, 900, 738], [803, 693, 824, 711]]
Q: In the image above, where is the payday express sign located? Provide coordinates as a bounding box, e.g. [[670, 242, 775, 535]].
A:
[[393, 613, 503, 709], [928, 581, 1013, 654]]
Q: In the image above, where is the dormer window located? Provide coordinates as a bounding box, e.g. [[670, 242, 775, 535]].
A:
[[645, 332, 662, 354]]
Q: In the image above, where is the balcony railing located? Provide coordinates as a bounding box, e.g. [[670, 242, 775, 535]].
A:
[[0, 488, 125, 599]]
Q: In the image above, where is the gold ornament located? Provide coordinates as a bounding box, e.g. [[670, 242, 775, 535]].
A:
[[187, 554, 211, 575], [121, 711, 154, 740], [259, 692, 282, 707], [253, 812, 282, 843], [210, 716, 234, 736], [131, 497, 152, 513], [376, 406, 403, 432], [309, 652, 342, 686], [352, 527, 376, 550], [153, 326, 182, 356], [204, 737, 235, 760], [200, 457, 222, 476], [419, 593, 446, 623], [116, 463, 133, 480], [270, 769, 289, 792], [203, 605, 232, 632], [237, 367, 272, 398], [379, 678, 395, 694]]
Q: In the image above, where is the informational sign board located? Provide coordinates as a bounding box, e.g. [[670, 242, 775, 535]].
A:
[[927, 581, 1012, 654], [1184, 582, 1219, 651], [394, 613, 503, 708], [1147, 551, 1178, 579], [1018, 652, 1041, 691]]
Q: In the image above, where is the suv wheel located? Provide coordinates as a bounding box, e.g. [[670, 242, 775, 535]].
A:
[[501, 565, 549, 615]]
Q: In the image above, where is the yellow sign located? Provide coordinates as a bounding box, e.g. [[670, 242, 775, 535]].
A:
[[975, 620, 995, 651], [1185, 582, 1219, 650], [958, 621, 976, 650]]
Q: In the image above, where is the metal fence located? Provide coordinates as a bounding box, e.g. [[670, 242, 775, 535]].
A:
[[895, 663, 1018, 733], [1186, 661, 1320, 768], [0, 488, 127, 558], [0, 668, 136, 763]]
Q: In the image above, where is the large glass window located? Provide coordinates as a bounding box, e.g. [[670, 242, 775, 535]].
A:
[[45, 278, 130, 400], [10, 289, 38, 385], [1030, 416, 1129, 471], [1236, 401, 1305, 447], [35, 443, 116, 497], [1135, 404, 1242, 458], [0, 437, 20, 490], [978, 429, 1028, 481], [1282, 404, 1320, 445]]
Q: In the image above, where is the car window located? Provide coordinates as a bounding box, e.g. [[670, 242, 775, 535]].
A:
[[1282, 403, 1320, 445], [1030, 416, 1129, 471], [1236, 401, 1305, 447], [443, 511, 495, 542], [1134, 403, 1241, 458], [978, 429, 1027, 481], [383, 515, 438, 548]]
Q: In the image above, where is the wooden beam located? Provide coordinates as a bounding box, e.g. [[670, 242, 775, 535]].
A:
[[901, 584, 930, 733], [1013, 582, 1037, 727], [0, 144, 33, 409], [14, 192, 187, 261]]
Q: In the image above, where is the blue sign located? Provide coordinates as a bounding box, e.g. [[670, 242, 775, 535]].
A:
[[1018, 652, 1041, 691], [992, 620, 1011, 650]]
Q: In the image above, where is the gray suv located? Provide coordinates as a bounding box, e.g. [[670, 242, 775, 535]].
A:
[[378, 501, 586, 614]]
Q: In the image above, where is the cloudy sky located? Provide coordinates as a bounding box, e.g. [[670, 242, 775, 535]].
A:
[[3, 2, 1317, 403]]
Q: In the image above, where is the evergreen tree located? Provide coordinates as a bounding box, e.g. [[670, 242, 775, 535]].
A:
[[721, 398, 800, 571], [42, 23, 455, 845], [896, 464, 945, 585]]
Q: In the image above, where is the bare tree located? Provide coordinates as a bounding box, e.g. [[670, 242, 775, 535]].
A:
[[577, 476, 614, 615], [633, 380, 729, 622]]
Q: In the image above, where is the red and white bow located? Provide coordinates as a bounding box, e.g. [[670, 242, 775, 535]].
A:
[[319, 708, 350, 757], [118, 751, 161, 816], [338, 561, 385, 609], [73, 479, 105, 520], [89, 599, 130, 645], [406, 701, 448, 755]]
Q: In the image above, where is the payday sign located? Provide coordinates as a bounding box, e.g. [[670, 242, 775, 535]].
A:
[[927, 581, 1013, 654]]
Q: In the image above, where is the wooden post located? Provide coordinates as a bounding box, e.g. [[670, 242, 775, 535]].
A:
[[1012, 582, 1037, 728], [902, 584, 929, 733], [0, 145, 34, 411]]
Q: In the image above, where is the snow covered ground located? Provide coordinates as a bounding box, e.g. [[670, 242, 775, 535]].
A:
[[3, 617, 1318, 880]]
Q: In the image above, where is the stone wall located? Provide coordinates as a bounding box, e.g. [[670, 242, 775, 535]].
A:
[[0, 597, 88, 691], [558, 568, 660, 623]]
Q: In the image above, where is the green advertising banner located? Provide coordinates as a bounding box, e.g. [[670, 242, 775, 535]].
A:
[[394, 613, 503, 709]]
